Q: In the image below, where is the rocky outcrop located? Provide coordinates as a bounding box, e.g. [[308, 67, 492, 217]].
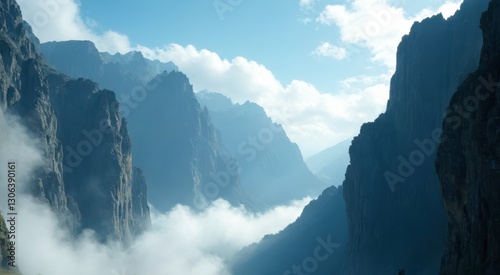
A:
[[436, 0, 500, 273], [197, 91, 327, 206], [231, 186, 348, 274], [47, 76, 151, 241], [127, 72, 259, 211], [0, 0, 150, 242], [0, 0, 74, 228], [342, 0, 490, 273]]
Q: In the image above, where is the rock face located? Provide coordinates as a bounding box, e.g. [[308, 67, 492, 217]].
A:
[[436, 0, 500, 273], [342, 0, 489, 273], [0, 0, 150, 242], [197, 91, 327, 206], [231, 186, 348, 275], [127, 72, 258, 211], [39, 41, 256, 212]]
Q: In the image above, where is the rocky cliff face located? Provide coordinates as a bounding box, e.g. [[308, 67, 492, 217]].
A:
[[0, 0, 150, 242], [436, 0, 500, 273], [39, 40, 257, 212], [343, 0, 489, 273], [47, 76, 150, 240], [127, 72, 258, 211], [197, 91, 327, 206]]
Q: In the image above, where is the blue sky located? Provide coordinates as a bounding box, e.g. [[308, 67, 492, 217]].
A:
[[18, 0, 463, 156]]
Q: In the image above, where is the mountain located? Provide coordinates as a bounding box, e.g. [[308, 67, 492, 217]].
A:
[[0, 0, 150, 242], [197, 90, 327, 206], [230, 0, 490, 274], [39, 42, 257, 212], [436, 0, 500, 273], [40, 40, 177, 95], [231, 185, 348, 274], [127, 73, 259, 212], [342, 0, 489, 273], [306, 139, 351, 187]]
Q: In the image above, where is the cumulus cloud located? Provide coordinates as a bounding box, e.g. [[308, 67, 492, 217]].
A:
[[136, 44, 389, 156], [0, 107, 311, 274], [16, 196, 310, 275], [316, 0, 463, 69], [311, 42, 347, 60], [17, 0, 460, 155], [17, 0, 132, 53]]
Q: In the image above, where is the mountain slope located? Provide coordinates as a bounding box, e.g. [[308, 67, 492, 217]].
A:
[[197, 91, 327, 206], [0, 0, 150, 242], [436, 0, 500, 273], [127, 72, 258, 212]]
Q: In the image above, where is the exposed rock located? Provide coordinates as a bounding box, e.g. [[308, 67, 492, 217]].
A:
[[342, 0, 489, 273], [0, 0, 150, 242], [436, 0, 500, 273]]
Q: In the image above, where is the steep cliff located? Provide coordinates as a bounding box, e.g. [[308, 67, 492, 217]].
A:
[[47, 76, 151, 240], [0, 0, 150, 242], [436, 0, 500, 273], [127, 71, 258, 211], [342, 0, 490, 273], [197, 91, 327, 206]]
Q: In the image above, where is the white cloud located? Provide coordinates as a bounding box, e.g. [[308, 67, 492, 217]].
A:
[[17, 0, 132, 54], [0, 110, 43, 201], [17, 0, 459, 156], [0, 70, 310, 275], [17, 196, 310, 275], [312, 42, 347, 60], [136, 44, 389, 156], [316, 0, 463, 69]]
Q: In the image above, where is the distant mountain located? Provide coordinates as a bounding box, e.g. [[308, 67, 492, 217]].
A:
[[0, 0, 150, 242], [39, 41, 258, 211], [40, 41, 177, 94], [197, 91, 328, 206], [436, 0, 500, 273], [126, 72, 259, 212], [306, 139, 351, 187]]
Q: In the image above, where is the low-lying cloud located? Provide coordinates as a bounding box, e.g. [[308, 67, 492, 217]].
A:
[[0, 107, 311, 275], [16, 197, 310, 275]]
